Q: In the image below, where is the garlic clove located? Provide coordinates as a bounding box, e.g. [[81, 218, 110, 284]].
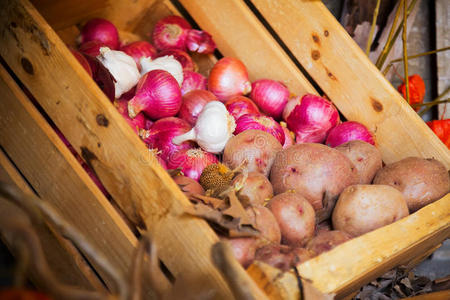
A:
[[140, 55, 184, 86]]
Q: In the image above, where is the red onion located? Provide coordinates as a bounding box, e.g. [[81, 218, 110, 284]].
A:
[[281, 123, 294, 148], [225, 96, 260, 121], [141, 117, 194, 162], [287, 94, 339, 144], [282, 95, 301, 121], [156, 49, 195, 71], [325, 121, 375, 147], [234, 114, 285, 145], [178, 90, 217, 125], [128, 70, 182, 119], [79, 40, 106, 57], [70, 49, 92, 77], [120, 41, 157, 70], [152, 15, 192, 51], [167, 148, 218, 181], [79, 18, 119, 49], [114, 99, 147, 134], [250, 79, 289, 120], [208, 57, 251, 102], [185, 29, 216, 54], [119, 86, 136, 101], [181, 70, 207, 95], [82, 53, 115, 101]]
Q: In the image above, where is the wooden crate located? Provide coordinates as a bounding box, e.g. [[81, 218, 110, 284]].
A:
[[0, 0, 448, 299]]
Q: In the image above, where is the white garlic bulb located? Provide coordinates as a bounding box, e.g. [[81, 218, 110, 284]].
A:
[[172, 101, 236, 154], [97, 47, 141, 98], [140, 55, 183, 86]]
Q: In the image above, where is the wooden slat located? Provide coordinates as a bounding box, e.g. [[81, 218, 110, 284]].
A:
[[0, 1, 266, 298], [0, 149, 104, 292], [178, 0, 317, 96], [251, 0, 450, 167], [295, 194, 450, 298], [0, 64, 147, 292]]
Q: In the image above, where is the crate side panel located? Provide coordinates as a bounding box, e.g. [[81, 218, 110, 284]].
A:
[[178, 0, 317, 97], [251, 0, 450, 167]]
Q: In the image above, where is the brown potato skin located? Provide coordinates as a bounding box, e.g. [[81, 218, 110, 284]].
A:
[[373, 157, 450, 212], [223, 130, 282, 177], [233, 172, 273, 207], [254, 244, 313, 271], [335, 140, 382, 184], [270, 143, 358, 221], [246, 205, 281, 244], [173, 175, 205, 196], [267, 192, 315, 247], [332, 184, 409, 237], [306, 230, 352, 257], [225, 237, 257, 268]]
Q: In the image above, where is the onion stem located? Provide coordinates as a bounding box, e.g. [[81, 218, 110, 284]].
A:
[[402, 0, 410, 104], [366, 0, 381, 56]]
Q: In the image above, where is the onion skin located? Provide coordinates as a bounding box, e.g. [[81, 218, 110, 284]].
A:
[[287, 94, 339, 144], [70, 49, 92, 77], [128, 70, 182, 120], [250, 79, 289, 120], [225, 96, 260, 121], [80, 18, 119, 49], [173, 175, 205, 196], [234, 114, 285, 145], [120, 41, 157, 70], [114, 99, 147, 134], [325, 121, 375, 147], [152, 15, 192, 51], [181, 71, 207, 95], [186, 29, 216, 54], [178, 90, 217, 126], [281, 125, 294, 149], [141, 117, 194, 162], [167, 148, 218, 181], [156, 49, 195, 71], [282, 96, 301, 121], [79, 40, 105, 57], [208, 57, 251, 102]]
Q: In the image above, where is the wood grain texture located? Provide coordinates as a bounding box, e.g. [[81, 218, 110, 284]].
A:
[[178, 0, 317, 97], [296, 194, 450, 298], [251, 0, 450, 167], [0, 150, 103, 291], [0, 64, 142, 292], [0, 1, 257, 298]]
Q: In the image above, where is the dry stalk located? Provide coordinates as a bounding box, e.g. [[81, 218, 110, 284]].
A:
[[366, 0, 381, 55], [402, 0, 410, 104]]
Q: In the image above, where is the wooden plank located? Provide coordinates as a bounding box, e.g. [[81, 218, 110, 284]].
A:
[[404, 290, 450, 300], [0, 1, 264, 298], [178, 0, 317, 97], [0, 64, 147, 293], [295, 194, 450, 298], [251, 0, 450, 167], [0, 149, 104, 292]]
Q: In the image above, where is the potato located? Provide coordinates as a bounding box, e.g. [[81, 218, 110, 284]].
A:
[[373, 157, 450, 212], [246, 205, 281, 244], [267, 192, 315, 247], [270, 143, 358, 221], [225, 237, 257, 268], [223, 130, 282, 177], [306, 230, 352, 256], [332, 184, 409, 237], [254, 244, 313, 271], [335, 140, 382, 184], [233, 172, 273, 207], [173, 175, 205, 196]]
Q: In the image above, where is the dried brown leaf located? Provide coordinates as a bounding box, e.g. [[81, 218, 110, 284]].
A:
[[221, 191, 254, 226], [189, 194, 226, 210]]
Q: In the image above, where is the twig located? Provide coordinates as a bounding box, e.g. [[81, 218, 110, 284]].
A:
[[418, 87, 450, 117], [383, 46, 450, 75], [366, 0, 381, 55], [412, 99, 449, 108], [375, 0, 419, 70], [402, 0, 410, 104]]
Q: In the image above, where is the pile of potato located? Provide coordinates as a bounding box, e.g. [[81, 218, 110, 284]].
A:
[[219, 131, 449, 270]]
